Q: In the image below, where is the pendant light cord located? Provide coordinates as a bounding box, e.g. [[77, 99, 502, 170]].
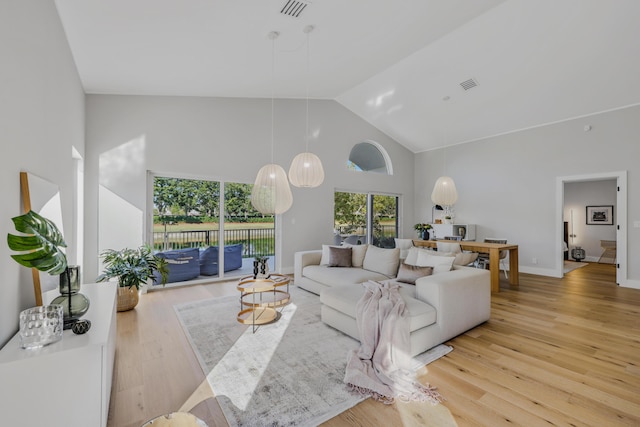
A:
[[305, 28, 310, 151], [271, 33, 276, 163]]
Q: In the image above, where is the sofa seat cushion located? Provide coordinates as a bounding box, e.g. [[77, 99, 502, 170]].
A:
[[303, 265, 389, 287], [320, 284, 436, 333]]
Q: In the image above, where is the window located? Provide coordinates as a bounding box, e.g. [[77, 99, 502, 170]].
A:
[[347, 141, 393, 175], [334, 191, 398, 248]]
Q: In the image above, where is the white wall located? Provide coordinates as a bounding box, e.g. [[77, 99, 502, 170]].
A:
[[564, 180, 617, 261], [84, 95, 415, 279], [415, 105, 640, 286], [0, 1, 85, 346]]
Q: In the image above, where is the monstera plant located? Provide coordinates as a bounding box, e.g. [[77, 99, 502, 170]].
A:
[[7, 210, 68, 275]]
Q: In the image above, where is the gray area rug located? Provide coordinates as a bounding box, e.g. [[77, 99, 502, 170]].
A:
[[174, 286, 452, 427]]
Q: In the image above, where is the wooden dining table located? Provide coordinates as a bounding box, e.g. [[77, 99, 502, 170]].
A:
[[412, 239, 519, 293]]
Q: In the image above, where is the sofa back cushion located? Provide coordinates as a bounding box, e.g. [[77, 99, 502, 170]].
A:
[[340, 243, 368, 267], [394, 238, 414, 260], [362, 245, 400, 277]]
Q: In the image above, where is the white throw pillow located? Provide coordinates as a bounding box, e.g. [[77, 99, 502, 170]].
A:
[[362, 245, 400, 277], [405, 247, 433, 266], [341, 243, 368, 267], [415, 251, 455, 274], [394, 238, 413, 260]]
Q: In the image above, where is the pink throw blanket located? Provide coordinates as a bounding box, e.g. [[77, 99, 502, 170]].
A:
[[343, 280, 443, 404]]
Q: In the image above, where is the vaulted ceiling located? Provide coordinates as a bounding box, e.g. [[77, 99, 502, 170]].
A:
[[54, 0, 640, 153]]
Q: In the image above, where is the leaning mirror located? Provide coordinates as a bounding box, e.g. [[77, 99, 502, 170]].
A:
[[20, 171, 65, 305], [347, 141, 392, 175]]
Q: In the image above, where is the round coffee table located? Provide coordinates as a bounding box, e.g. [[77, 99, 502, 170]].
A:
[[236, 274, 290, 332]]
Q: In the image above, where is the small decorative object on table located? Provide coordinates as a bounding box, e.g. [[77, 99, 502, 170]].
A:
[[253, 256, 270, 279], [97, 245, 169, 312], [18, 304, 63, 349], [71, 319, 92, 335], [414, 223, 432, 240], [51, 265, 90, 329]]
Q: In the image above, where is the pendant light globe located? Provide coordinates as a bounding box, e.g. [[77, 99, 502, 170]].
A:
[[251, 163, 293, 214], [288, 152, 324, 188], [430, 176, 458, 206]]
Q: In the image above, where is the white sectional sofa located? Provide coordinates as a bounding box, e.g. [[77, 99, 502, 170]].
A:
[[294, 245, 491, 356]]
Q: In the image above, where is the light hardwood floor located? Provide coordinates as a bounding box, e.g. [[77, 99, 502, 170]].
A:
[[107, 263, 640, 426]]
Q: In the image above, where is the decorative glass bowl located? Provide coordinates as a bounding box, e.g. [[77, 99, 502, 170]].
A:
[[19, 305, 63, 349]]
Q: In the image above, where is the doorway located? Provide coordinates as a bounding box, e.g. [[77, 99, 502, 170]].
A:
[[556, 171, 627, 285]]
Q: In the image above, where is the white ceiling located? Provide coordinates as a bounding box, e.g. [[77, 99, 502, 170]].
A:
[[54, 0, 640, 153]]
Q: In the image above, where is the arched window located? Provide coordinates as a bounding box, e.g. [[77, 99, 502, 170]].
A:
[[347, 140, 393, 175]]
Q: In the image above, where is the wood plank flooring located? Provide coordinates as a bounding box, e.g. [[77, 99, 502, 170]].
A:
[[107, 263, 640, 426]]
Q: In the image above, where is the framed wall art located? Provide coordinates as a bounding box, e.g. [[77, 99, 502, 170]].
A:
[[586, 205, 614, 225]]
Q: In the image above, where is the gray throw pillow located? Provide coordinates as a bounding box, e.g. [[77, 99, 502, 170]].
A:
[[396, 263, 433, 284], [328, 246, 352, 267]]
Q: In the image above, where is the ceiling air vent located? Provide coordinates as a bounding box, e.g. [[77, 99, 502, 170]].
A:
[[460, 78, 478, 91], [280, 0, 311, 18]]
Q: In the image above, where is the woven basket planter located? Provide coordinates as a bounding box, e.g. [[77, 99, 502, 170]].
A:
[[117, 286, 140, 312]]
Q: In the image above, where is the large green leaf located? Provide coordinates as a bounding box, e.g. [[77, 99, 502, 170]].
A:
[[7, 210, 67, 275]]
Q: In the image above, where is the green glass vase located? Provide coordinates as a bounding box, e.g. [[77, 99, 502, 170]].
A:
[[51, 266, 90, 330]]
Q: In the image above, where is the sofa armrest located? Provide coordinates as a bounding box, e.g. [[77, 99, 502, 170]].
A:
[[294, 250, 322, 283], [414, 266, 491, 340]]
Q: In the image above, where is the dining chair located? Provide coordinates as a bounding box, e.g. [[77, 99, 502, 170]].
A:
[[476, 238, 508, 278]]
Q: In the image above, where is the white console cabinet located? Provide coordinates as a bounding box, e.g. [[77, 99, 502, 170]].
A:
[[430, 223, 476, 241], [0, 282, 117, 427]]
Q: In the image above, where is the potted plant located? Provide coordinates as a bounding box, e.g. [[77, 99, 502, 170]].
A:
[[97, 245, 169, 311], [413, 223, 432, 240]]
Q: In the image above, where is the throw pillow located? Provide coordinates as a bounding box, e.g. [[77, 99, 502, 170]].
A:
[[341, 243, 368, 267], [404, 246, 433, 266], [328, 246, 353, 267], [396, 263, 434, 285], [320, 245, 342, 265], [362, 245, 400, 277], [415, 251, 455, 274], [394, 238, 414, 260]]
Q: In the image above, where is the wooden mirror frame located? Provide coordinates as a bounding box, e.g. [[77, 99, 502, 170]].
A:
[[20, 171, 65, 306]]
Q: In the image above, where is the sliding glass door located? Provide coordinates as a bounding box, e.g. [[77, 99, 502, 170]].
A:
[[151, 175, 275, 283]]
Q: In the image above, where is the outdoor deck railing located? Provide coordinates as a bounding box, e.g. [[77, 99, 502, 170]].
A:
[[153, 228, 275, 258]]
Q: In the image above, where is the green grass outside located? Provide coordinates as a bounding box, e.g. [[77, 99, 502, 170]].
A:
[[153, 221, 274, 232]]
